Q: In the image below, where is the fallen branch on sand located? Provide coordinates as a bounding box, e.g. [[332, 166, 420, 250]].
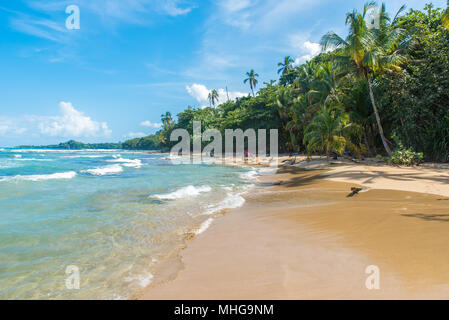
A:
[[347, 187, 363, 198]]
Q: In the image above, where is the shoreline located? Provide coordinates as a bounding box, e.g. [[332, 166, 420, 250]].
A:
[[139, 158, 449, 299]]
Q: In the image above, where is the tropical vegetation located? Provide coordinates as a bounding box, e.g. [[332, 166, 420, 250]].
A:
[[124, 3, 449, 163]]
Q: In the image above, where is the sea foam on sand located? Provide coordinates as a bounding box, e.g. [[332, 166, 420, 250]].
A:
[[154, 185, 212, 200]]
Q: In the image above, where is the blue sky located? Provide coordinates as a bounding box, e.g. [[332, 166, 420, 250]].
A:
[[0, 0, 446, 146]]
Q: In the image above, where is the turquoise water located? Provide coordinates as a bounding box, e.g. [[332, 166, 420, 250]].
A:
[[0, 149, 255, 299]]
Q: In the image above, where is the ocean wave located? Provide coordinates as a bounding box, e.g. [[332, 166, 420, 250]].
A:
[[204, 192, 246, 215], [0, 171, 77, 182], [107, 157, 142, 168], [81, 164, 123, 176], [195, 218, 214, 235], [154, 185, 212, 200], [14, 158, 53, 162], [239, 169, 259, 180], [257, 167, 278, 175], [239, 167, 278, 181], [61, 155, 104, 159]]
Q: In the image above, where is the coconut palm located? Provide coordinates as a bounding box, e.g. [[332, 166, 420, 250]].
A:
[[314, 61, 342, 106], [320, 2, 407, 156], [161, 111, 172, 126], [277, 56, 294, 75], [208, 89, 219, 107], [304, 105, 359, 160], [443, 0, 449, 29], [244, 69, 259, 97], [294, 61, 322, 107], [276, 86, 307, 152]]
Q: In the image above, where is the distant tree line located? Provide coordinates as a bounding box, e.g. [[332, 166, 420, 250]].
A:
[[17, 140, 123, 150]]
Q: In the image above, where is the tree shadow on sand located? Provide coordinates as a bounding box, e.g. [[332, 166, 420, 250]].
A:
[[401, 213, 449, 222], [259, 167, 329, 188], [326, 169, 449, 185]]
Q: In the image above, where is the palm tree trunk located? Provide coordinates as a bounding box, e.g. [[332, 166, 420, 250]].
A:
[[366, 74, 392, 156]]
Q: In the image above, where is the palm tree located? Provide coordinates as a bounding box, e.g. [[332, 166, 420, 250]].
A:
[[244, 70, 259, 97], [276, 86, 307, 152], [304, 105, 359, 160], [320, 2, 406, 156], [314, 61, 341, 105], [208, 89, 219, 107], [295, 61, 321, 107], [161, 111, 172, 126], [277, 56, 294, 75]]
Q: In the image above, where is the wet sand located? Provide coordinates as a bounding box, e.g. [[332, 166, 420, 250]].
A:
[[140, 163, 449, 299]]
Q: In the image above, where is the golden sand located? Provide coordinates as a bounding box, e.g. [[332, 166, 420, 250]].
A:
[[140, 161, 449, 299]]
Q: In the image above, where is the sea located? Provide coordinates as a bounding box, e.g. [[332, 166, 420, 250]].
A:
[[0, 148, 259, 299]]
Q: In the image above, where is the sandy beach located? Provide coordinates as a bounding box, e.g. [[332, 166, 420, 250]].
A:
[[140, 158, 449, 300]]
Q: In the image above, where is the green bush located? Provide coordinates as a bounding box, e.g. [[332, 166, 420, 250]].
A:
[[390, 148, 424, 166]]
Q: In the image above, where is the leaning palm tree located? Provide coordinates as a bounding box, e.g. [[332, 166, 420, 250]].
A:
[[443, 0, 449, 29], [244, 69, 259, 97], [208, 89, 219, 107], [304, 105, 360, 160], [277, 56, 294, 75], [320, 2, 406, 156]]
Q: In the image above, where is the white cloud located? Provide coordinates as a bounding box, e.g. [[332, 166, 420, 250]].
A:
[[38, 101, 111, 137], [292, 41, 322, 66], [0, 118, 28, 136], [186, 83, 210, 104], [186, 83, 247, 107], [0, 124, 9, 135], [161, 0, 194, 16], [140, 120, 162, 128], [125, 132, 148, 139], [10, 17, 68, 43], [215, 0, 320, 31]]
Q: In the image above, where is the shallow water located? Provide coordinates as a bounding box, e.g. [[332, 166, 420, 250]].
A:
[[0, 149, 255, 299]]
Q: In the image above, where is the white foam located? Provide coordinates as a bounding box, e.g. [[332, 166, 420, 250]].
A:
[[14, 158, 53, 162], [107, 157, 142, 168], [240, 167, 278, 181], [154, 185, 212, 200], [239, 169, 259, 180], [195, 218, 214, 235], [257, 167, 279, 175], [137, 273, 154, 287], [81, 164, 123, 176], [61, 155, 104, 159], [124, 273, 154, 287], [205, 192, 246, 215], [0, 171, 77, 182]]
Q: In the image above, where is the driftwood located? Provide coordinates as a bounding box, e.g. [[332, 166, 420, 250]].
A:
[[346, 187, 363, 198]]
